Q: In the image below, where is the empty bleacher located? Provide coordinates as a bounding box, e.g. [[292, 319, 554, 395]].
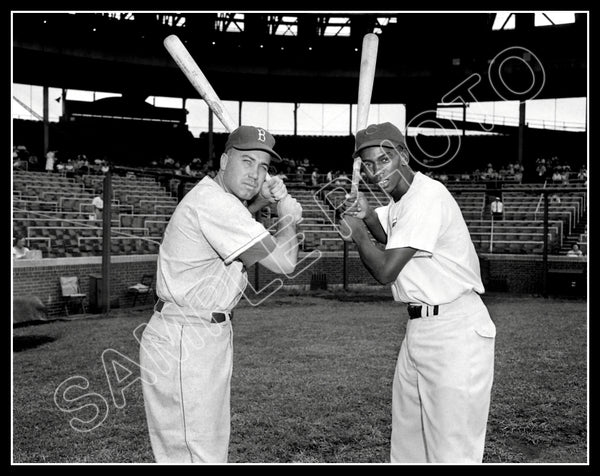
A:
[[12, 170, 588, 258], [13, 170, 171, 258]]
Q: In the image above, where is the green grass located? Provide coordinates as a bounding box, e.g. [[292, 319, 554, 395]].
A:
[[12, 291, 588, 463]]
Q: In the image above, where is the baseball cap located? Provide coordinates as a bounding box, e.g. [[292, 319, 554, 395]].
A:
[[225, 125, 282, 162], [353, 122, 407, 158]]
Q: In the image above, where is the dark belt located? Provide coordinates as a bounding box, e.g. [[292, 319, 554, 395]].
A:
[[407, 304, 439, 319], [154, 299, 233, 323]]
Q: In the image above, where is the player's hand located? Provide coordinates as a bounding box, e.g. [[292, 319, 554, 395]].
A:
[[260, 176, 288, 203], [341, 191, 372, 220], [337, 215, 366, 242], [277, 194, 303, 225]]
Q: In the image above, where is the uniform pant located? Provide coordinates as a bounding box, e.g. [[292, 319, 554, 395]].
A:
[[390, 292, 496, 463], [139, 310, 233, 463]]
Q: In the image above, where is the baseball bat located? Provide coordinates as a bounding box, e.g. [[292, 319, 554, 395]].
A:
[[164, 34, 237, 132], [351, 33, 379, 195], [163, 34, 283, 198]]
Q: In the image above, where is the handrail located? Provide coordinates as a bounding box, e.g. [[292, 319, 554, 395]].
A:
[[534, 180, 547, 221], [436, 109, 586, 132]]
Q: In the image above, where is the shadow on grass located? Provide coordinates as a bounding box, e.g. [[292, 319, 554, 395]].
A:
[[13, 335, 56, 352]]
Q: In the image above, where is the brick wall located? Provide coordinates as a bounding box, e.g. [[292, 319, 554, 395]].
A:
[[13, 255, 157, 317], [479, 254, 587, 295], [13, 252, 587, 318], [245, 251, 380, 291]]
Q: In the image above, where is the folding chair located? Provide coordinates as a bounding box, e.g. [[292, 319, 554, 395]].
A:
[[128, 274, 154, 307], [60, 276, 87, 316]]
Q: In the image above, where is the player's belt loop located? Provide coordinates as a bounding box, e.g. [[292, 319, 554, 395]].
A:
[[407, 304, 439, 319]]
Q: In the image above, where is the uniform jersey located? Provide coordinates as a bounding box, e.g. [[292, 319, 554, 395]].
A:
[[156, 176, 270, 311], [92, 196, 104, 210], [374, 172, 484, 305], [490, 200, 504, 213]]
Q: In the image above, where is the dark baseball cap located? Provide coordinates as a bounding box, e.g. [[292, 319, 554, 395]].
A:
[[225, 125, 282, 162], [353, 122, 407, 158]]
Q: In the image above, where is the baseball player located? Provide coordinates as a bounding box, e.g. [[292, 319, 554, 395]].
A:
[[139, 125, 302, 463], [340, 122, 496, 463]]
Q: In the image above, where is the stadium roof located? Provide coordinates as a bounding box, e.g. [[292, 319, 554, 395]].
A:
[[13, 12, 587, 114]]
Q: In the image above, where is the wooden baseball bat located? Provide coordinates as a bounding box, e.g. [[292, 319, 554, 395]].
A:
[[163, 34, 283, 195], [164, 34, 237, 133], [352, 33, 379, 195]]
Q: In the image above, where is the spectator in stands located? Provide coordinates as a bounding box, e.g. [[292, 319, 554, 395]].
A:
[[45, 150, 56, 173], [13, 236, 30, 260], [295, 164, 307, 184], [490, 196, 504, 220], [335, 171, 349, 185], [13, 155, 26, 171], [326, 170, 334, 182], [28, 154, 39, 171], [514, 168, 523, 184], [101, 160, 110, 174], [578, 166, 587, 182], [14, 145, 30, 171], [567, 244, 583, 257], [75, 154, 89, 175], [163, 155, 175, 168], [56, 158, 66, 175], [552, 169, 563, 184], [65, 158, 76, 178], [92, 189, 104, 220], [311, 167, 320, 186], [536, 161, 547, 182], [93, 158, 103, 174], [550, 193, 561, 204]]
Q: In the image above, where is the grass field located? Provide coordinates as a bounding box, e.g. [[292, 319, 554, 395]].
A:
[[12, 290, 588, 464]]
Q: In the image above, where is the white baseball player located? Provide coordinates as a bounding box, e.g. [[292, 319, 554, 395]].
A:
[[340, 122, 496, 463], [139, 125, 302, 463]]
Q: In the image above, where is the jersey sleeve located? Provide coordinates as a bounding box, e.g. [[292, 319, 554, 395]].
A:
[[196, 194, 270, 265], [385, 194, 446, 255], [374, 205, 389, 232]]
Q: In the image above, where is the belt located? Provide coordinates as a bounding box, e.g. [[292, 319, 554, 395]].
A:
[[154, 299, 233, 324], [407, 304, 439, 319]]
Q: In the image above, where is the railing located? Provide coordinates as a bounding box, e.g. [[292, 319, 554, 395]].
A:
[[534, 180, 547, 221], [437, 110, 586, 132]]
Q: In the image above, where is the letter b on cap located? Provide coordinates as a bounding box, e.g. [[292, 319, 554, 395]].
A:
[[257, 128, 266, 142]]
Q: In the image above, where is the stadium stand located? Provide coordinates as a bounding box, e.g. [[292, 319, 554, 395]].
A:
[[12, 165, 587, 258]]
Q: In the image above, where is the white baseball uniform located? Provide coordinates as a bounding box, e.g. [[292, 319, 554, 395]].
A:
[[375, 171, 496, 463], [139, 176, 270, 463]]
